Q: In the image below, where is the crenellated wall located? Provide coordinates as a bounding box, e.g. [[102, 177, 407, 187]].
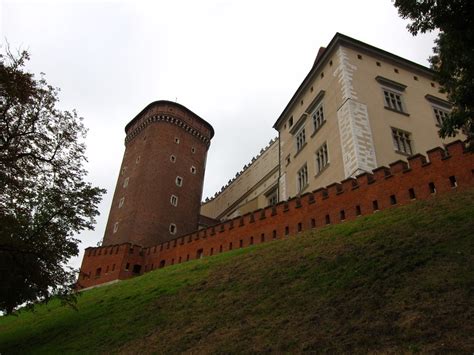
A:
[[200, 137, 279, 220], [77, 141, 474, 290]]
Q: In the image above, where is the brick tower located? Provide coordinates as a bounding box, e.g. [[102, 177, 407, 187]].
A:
[[102, 101, 214, 247]]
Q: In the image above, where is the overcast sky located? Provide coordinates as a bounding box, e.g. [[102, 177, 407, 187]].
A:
[[1, 0, 437, 269]]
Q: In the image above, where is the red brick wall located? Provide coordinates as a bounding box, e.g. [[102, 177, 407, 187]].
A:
[[102, 101, 213, 248], [78, 141, 474, 289]]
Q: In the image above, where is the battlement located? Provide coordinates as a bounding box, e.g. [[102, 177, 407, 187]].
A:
[[78, 141, 474, 289], [202, 137, 278, 203]]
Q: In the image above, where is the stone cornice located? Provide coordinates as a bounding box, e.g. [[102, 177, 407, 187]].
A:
[[125, 114, 212, 147]]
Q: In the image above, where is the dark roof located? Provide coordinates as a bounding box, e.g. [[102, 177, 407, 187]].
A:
[[273, 32, 436, 130], [125, 100, 214, 139]]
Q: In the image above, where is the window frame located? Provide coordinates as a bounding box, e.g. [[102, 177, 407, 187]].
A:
[[170, 195, 178, 207], [382, 87, 406, 113], [297, 163, 309, 193], [391, 127, 413, 156], [425, 94, 452, 128], [169, 223, 177, 235], [295, 125, 306, 153], [123, 177, 129, 188], [432, 105, 450, 127], [375, 76, 408, 115], [315, 142, 329, 175], [311, 102, 325, 134]]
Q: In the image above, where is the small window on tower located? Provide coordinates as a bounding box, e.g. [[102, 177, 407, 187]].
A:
[[191, 147, 196, 154], [123, 177, 129, 188], [190, 166, 197, 174], [136, 155, 140, 164], [170, 195, 178, 207], [113, 222, 119, 233], [175, 137, 180, 144], [176, 176, 183, 187], [118, 197, 125, 208], [169, 223, 177, 235], [170, 155, 176, 163]]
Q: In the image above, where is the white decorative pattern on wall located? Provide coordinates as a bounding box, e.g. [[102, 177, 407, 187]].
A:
[[335, 47, 377, 177], [333, 47, 358, 102]]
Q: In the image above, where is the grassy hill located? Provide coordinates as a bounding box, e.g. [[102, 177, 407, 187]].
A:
[[1, 189, 474, 353]]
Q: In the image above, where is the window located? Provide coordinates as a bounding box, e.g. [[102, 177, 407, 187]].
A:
[[376, 76, 407, 114], [391, 128, 413, 155], [118, 197, 125, 208], [383, 89, 404, 112], [169, 223, 177, 235], [297, 164, 308, 192], [190, 166, 196, 174], [191, 147, 196, 154], [390, 195, 397, 205], [425, 94, 451, 127], [174, 137, 180, 144], [170, 195, 178, 207], [289, 116, 294, 128], [295, 127, 306, 152], [170, 155, 176, 163], [285, 154, 291, 166], [315, 143, 329, 173], [268, 191, 278, 206], [449, 175, 457, 188], [433, 106, 449, 126], [372, 200, 379, 211], [123, 177, 129, 188], [176, 176, 183, 187], [340, 210, 346, 220], [135, 155, 140, 164], [312, 103, 325, 132], [113, 222, 119, 233]]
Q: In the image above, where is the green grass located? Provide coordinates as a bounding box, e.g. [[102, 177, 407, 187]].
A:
[[1, 189, 474, 353]]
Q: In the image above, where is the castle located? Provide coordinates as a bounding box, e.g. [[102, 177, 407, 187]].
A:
[[77, 33, 472, 289]]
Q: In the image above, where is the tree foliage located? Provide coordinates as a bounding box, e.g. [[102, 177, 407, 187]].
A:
[[0, 48, 106, 314], [393, 0, 474, 149]]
